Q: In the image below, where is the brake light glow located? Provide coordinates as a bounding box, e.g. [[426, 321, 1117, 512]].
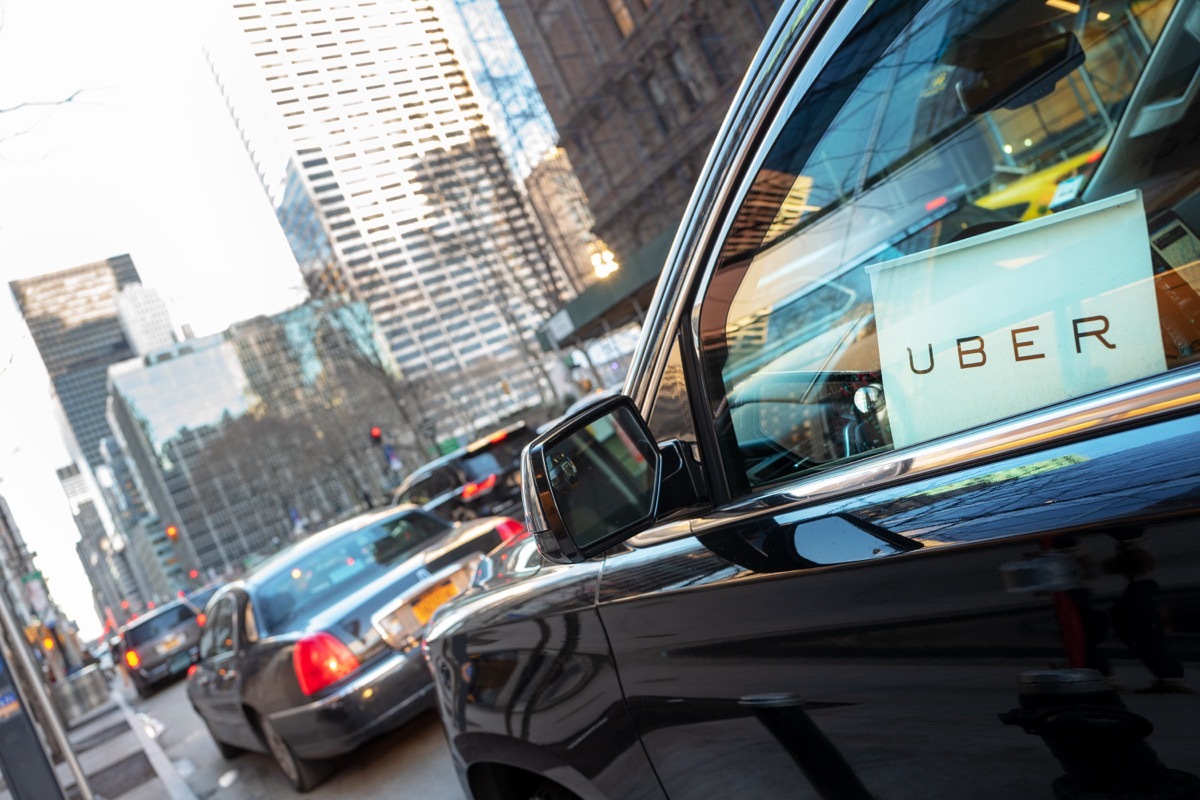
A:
[[293, 632, 360, 696], [187, 664, 198, 679], [487, 430, 508, 445], [125, 650, 140, 670], [462, 473, 498, 500], [495, 518, 526, 543], [924, 195, 948, 212], [196, 613, 207, 628]]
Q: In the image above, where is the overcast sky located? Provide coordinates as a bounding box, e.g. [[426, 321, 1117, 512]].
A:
[[0, 1, 308, 638]]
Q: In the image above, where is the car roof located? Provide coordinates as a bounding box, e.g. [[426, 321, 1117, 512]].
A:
[[397, 420, 530, 484], [238, 504, 435, 590]]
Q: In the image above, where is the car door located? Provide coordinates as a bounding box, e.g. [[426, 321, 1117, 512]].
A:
[[191, 593, 258, 749], [595, 0, 1200, 796]]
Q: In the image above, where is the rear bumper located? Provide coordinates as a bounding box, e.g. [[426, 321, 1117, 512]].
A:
[[266, 646, 435, 760], [131, 645, 199, 687]]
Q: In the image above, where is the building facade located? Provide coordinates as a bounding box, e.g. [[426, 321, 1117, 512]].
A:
[[107, 299, 421, 580], [209, 0, 579, 434], [498, 0, 784, 265], [10, 255, 141, 471]]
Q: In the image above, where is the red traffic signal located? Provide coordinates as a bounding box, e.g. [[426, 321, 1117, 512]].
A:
[[370, 426, 383, 444], [189, 569, 199, 580]]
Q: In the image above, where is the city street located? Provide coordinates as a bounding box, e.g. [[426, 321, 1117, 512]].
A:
[[122, 676, 466, 799]]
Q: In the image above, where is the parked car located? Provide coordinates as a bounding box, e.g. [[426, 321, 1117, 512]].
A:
[[185, 505, 524, 791], [118, 586, 219, 698], [391, 421, 535, 521], [423, 0, 1200, 797]]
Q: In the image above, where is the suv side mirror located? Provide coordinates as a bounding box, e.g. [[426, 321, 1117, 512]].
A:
[[522, 395, 661, 564]]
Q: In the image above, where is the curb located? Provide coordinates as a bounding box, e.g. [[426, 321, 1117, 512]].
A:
[[111, 693, 198, 800]]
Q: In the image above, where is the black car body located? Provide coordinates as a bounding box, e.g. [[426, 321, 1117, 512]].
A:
[[118, 586, 218, 698], [391, 422, 534, 521], [423, 0, 1200, 797], [185, 506, 524, 791]]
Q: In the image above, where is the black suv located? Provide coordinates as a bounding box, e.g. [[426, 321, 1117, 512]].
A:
[[118, 586, 219, 697], [391, 422, 534, 521], [423, 0, 1200, 797]]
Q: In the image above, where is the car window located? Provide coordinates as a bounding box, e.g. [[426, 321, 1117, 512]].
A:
[[123, 603, 195, 648], [255, 509, 452, 633], [396, 466, 458, 504], [200, 596, 236, 659], [647, 334, 698, 445], [460, 429, 536, 481], [694, 0, 1193, 497]]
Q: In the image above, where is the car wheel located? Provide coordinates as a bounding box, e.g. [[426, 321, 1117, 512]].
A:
[[133, 680, 152, 699], [260, 716, 328, 792], [204, 719, 242, 761]]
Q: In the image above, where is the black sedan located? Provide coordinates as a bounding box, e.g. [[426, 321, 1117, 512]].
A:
[[422, 0, 1200, 796], [186, 505, 524, 791]]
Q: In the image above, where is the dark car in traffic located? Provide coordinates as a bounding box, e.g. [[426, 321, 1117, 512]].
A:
[[118, 586, 218, 698], [185, 505, 524, 791], [391, 421, 535, 521], [423, 0, 1200, 797]]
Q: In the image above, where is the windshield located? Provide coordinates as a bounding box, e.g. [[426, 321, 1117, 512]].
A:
[[124, 604, 196, 648], [255, 509, 452, 633], [699, 0, 1198, 493]]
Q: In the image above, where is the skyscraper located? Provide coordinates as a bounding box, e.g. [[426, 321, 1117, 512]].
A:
[[209, 0, 573, 435], [10, 255, 141, 470]]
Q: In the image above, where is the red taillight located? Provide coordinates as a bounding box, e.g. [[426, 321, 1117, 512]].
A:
[[495, 517, 525, 543], [186, 664, 198, 679], [462, 473, 497, 500], [196, 613, 207, 628], [125, 650, 140, 670], [293, 632, 360, 696], [487, 430, 508, 445]]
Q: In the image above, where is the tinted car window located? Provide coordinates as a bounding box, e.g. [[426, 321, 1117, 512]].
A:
[[696, 0, 1188, 496], [459, 428, 536, 481], [395, 466, 459, 504], [124, 604, 195, 648], [256, 509, 451, 633]]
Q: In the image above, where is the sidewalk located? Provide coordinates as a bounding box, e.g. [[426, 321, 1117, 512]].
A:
[[0, 684, 196, 800]]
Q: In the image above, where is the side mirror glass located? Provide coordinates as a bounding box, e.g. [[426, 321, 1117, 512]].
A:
[[523, 395, 660, 564]]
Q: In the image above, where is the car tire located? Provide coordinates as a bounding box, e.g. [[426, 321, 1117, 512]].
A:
[[260, 716, 328, 792], [133, 680, 152, 699], [204, 719, 243, 761]]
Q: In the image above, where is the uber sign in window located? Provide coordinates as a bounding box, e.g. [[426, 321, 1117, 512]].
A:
[[867, 191, 1164, 447]]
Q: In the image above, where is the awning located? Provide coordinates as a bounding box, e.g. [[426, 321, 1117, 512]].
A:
[[539, 222, 679, 350]]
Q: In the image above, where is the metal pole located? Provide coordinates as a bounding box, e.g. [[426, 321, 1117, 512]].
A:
[[0, 586, 92, 800]]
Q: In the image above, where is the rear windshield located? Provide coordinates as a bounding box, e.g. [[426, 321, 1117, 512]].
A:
[[255, 509, 452, 633], [460, 429, 536, 481], [124, 604, 196, 648]]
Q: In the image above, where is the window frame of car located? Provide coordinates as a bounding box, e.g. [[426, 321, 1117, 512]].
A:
[[627, 0, 1200, 529], [199, 591, 239, 660]]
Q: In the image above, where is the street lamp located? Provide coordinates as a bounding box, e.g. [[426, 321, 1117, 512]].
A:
[[591, 246, 619, 279]]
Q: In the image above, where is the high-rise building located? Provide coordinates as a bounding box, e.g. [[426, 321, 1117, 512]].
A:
[[208, 0, 576, 434], [107, 299, 422, 580], [115, 284, 176, 356], [58, 463, 145, 627], [10, 255, 141, 471], [497, 0, 783, 343]]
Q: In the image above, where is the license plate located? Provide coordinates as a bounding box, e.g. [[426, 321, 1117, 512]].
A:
[[411, 581, 460, 625], [154, 633, 184, 656]]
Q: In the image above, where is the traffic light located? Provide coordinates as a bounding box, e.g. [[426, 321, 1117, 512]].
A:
[[370, 426, 383, 444], [166, 524, 178, 540]]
